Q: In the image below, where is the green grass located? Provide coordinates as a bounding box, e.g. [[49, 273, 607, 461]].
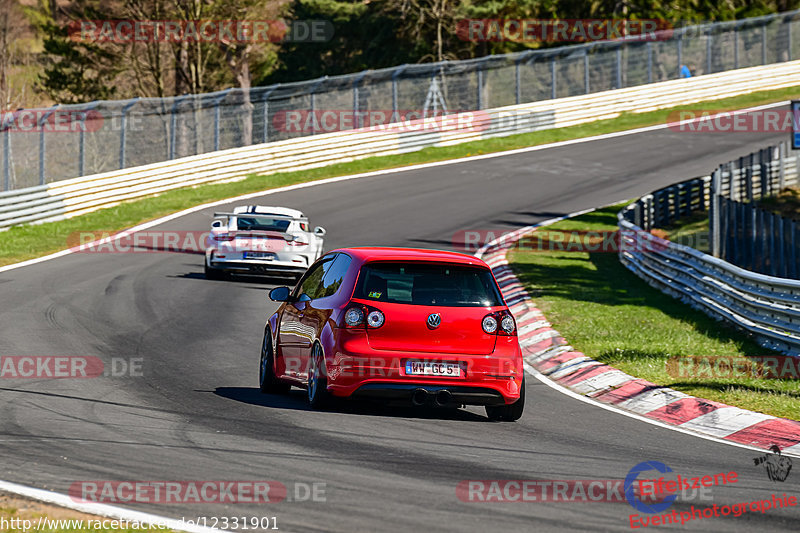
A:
[[3, 84, 800, 267], [509, 205, 800, 420]]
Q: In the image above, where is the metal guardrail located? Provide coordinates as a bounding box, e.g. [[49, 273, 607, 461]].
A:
[[3, 60, 800, 230], [619, 147, 800, 357], [3, 10, 800, 191]]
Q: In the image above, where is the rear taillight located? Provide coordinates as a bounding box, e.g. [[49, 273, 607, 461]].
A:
[[482, 311, 516, 336], [214, 234, 235, 242], [343, 304, 385, 329], [288, 236, 309, 247]]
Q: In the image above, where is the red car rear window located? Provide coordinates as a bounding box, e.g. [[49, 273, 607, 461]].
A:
[[354, 262, 503, 307]]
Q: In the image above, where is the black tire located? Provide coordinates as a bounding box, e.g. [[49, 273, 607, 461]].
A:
[[307, 343, 330, 409], [486, 378, 525, 422], [259, 330, 290, 394], [204, 263, 226, 281]]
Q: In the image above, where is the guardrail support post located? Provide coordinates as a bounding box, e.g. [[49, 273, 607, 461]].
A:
[[779, 141, 786, 190], [616, 47, 623, 88], [762, 24, 768, 65], [514, 56, 522, 104], [778, 215, 786, 278], [706, 26, 713, 74], [550, 59, 557, 99], [677, 36, 682, 78], [789, 19, 793, 61], [734, 26, 739, 68], [646, 42, 652, 83]]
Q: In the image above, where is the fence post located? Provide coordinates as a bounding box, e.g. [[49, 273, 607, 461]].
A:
[[616, 46, 623, 88], [762, 23, 767, 65], [391, 65, 407, 123], [677, 34, 683, 77], [38, 105, 59, 186], [78, 112, 86, 177], [646, 42, 653, 83], [711, 169, 721, 257], [791, 219, 798, 279], [746, 153, 754, 201], [119, 98, 139, 169], [734, 24, 739, 68], [352, 72, 368, 129], [477, 61, 484, 110], [750, 202, 757, 271], [260, 85, 279, 143], [212, 88, 232, 150], [789, 17, 794, 61], [768, 211, 777, 276], [515, 56, 522, 104], [778, 215, 786, 278], [779, 141, 786, 190], [3, 126, 9, 191], [584, 50, 590, 94], [550, 58, 557, 99], [706, 26, 713, 74], [759, 148, 767, 198]]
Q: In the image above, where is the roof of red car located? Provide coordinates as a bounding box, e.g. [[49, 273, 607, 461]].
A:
[[331, 247, 489, 267]]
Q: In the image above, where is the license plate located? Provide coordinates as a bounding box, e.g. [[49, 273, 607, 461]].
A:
[[405, 361, 463, 377], [244, 252, 275, 260]]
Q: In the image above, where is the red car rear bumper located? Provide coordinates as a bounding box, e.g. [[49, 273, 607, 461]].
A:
[[325, 332, 523, 405]]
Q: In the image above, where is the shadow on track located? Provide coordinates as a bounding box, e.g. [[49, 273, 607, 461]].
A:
[[214, 386, 489, 422]]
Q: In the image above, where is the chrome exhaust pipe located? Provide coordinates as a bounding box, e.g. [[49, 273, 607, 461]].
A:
[[411, 388, 429, 406], [435, 390, 452, 406]]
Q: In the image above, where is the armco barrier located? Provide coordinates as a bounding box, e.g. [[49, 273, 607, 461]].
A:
[[619, 197, 800, 358], [3, 60, 800, 230]]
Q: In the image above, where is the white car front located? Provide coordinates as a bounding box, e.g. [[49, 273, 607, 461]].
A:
[[204, 206, 325, 280]]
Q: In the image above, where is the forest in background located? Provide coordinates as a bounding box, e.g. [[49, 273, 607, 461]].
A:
[[1, 0, 799, 109]]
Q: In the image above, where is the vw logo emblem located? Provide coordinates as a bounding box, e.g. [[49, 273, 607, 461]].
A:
[[427, 313, 441, 329]]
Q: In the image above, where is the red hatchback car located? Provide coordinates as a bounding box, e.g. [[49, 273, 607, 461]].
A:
[[260, 247, 525, 421]]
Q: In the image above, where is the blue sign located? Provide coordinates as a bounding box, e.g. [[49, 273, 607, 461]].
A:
[[624, 461, 678, 514], [792, 101, 800, 150]]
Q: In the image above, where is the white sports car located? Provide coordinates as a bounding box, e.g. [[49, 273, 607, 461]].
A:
[[204, 205, 326, 280]]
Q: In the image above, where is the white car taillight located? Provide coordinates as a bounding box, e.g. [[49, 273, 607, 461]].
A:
[[501, 315, 516, 335], [345, 307, 365, 327], [482, 315, 498, 334], [367, 310, 385, 328]]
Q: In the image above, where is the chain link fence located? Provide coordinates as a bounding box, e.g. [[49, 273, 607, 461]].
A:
[[3, 10, 800, 191]]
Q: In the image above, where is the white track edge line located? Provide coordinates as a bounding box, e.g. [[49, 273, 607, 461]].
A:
[[0, 480, 224, 533]]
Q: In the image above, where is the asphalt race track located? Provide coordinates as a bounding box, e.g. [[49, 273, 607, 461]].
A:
[[1, 126, 798, 532]]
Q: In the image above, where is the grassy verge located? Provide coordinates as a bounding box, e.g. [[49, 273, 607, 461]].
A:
[[3, 85, 800, 268], [509, 205, 800, 420], [0, 492, 171, 532]]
